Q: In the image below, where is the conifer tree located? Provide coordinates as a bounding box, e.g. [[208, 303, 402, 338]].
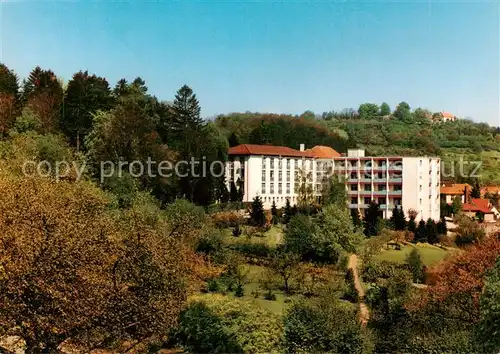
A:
[[426, 218, 438, 244], [230, 182, 239, 202], [415, 220, 427, 242], [250, 196, 265, 227], [437, 216, 448, 236], [364, 201, 381, 237], [350, 208, 363, 230], [283, 198, 292, 224]]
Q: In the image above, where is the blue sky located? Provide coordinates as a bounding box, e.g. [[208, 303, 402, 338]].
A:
[[1, 1, 499, 125]]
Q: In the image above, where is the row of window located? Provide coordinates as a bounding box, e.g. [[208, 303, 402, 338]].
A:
[[349, 184, 403, 192], [262, 158, 317, 170], [350, 197, 402, 205]]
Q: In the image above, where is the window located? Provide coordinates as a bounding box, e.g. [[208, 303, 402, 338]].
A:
[[262, 170, 266, 182], [394, 198, 402, 205], [270, 183, 275, 194], [351, 184, 358, 191], [393, 184, 402, 191], [316, 184, 322, 192], [261, 183, 266, 194], [378, 197, 386, 205], [316, 172, 322, 181], [294, 182, 299, 193], [262, 158, 266, 169], [286, 171, 290, 181], [377, 172, 386, 179], [286, 159, 290, 169], [364, 197, 371, 204], [279, 159, 283, 169], [279, 171, 282, 181], [270, 171, 274, 180], [364, 184, 372, 191], [278, 183, 282, 194], [377, 185, 386, 191], [317, 162, 322, 171], [419, 185, 422, 192], [294, 159, 299, 169], [270, 158, 275, 169], [351, 197, 357, 204], [419, 198, 422, 205], [350, 172, 358, 179], [286, 183, 290, 194]]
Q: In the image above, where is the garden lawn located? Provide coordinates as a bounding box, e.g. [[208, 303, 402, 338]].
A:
[[373, 244, 452, 266]]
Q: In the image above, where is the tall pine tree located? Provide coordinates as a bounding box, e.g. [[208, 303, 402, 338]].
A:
[[364, 201, 381, 237], [250, 196, 265, 227]]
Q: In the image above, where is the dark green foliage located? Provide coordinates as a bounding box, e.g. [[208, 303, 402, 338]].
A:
[[215, 113, 347, 153], [406, 248, 425, 283], [362, 260, 406, 283], [408, 213, 417, 233], [229, 181, 239, 202], [283, 198, 292, 224], [471, 180, 481, 198], [437, 216, 448, 236], [234, 283, 244, 297], [390, 206, 407, 231], [451, 195, 463, 215], [0, 63, 19, 97], [232, 224, 242, 237], [364, 201, 381, 237], [250, 196, 265, 226], [379, 102, 391, 116], [415, 220, 427, 242], [350, 208, 363, 229], [343, 268, 359, 303], [393, 101, 411, 122], [232, 242, 273, 259], [426, 218, 439, 244], [271, 200, 278, 217], [61, 71, 113, 149]]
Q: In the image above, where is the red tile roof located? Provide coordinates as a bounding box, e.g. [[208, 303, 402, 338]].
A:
[[305, 145, 341, 158], [228, 144, 313, 157], [463, 198, 493, 214], [442, 112, 455, 118], [228, 144, 341, 158], [440, 183, 471, 195], [481, 186, 500, 196]]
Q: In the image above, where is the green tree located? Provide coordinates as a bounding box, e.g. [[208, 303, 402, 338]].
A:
[[471, 180, 481, 198], [322, 175, 347, 207], [408, 209, 418, 233], [390, 206, 407, 231], [61, 71, 113, 151], [379, 102, 391, 116], [364, 201, 381, 237], [475, 258, 500, 353], [250, 196, 265, 227], [283, 198, 292, 224], [271, 200, 278, 217], [270, 248, 301, 293], [0, 64, 20, 136], [284, 297, 373, 353], [393, 101, 411, 122], [415, 220, 427, 242], [406, 248, 425, 283], [426, 218, 439, 244], [229, 181, 239, 202], [451, 195, 463, 215], [358, 103, 380, 120], [437, 216, 448, 236]]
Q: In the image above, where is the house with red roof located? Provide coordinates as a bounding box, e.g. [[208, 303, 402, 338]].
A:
[[462, 198, 499, 222]]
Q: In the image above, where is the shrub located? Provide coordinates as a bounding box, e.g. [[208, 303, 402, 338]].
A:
[[171, 294, 283, 353], [211, 211, 243, 228], [232, 242, 274, 259], [362, 259, 406, 283]]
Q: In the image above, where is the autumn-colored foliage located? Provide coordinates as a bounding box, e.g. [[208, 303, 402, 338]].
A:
[[407, 234, 500, 322], [0, 177, 189, 352]]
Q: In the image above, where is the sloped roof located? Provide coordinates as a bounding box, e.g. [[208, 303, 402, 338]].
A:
[[228, 144, 341, 158], [481, 186, 500, 196], [228, 144, 313, 157], [440, 183, 471, 195], [442, 112, 456, 118], [305, 145, 341, 158], [463, 198, 493, 214]]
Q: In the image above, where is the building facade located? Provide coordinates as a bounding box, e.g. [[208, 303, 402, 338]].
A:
[[226, 144, 441, 221]]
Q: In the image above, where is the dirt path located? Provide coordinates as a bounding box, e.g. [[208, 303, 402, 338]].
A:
[[348, 254, 370, 327]]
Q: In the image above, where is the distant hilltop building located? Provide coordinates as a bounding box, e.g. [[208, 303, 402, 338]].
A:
[[226, 144, 441, 221], [441, 112, 457, 122]]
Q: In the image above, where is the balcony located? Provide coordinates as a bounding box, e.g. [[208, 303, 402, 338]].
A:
[[347, 190, 359, 195], [373, 178, 387, 183], [347, 178, 359, 183], [388, 178, 402, 183], [348, 204, 358, 208], [360, 178, 372, 183], [373, 190, 387, 196], [388, 190, 402, 196]]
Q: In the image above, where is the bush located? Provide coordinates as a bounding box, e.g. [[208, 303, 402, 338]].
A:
[[171, 294, 283, 353], [211, 211, 244, 228], [283, 298, 373, 353], [343, 268, 359, 303], [362, 259, 406, 283]]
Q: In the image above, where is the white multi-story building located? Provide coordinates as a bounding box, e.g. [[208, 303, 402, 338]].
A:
[[226, 144, 441, 221]]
